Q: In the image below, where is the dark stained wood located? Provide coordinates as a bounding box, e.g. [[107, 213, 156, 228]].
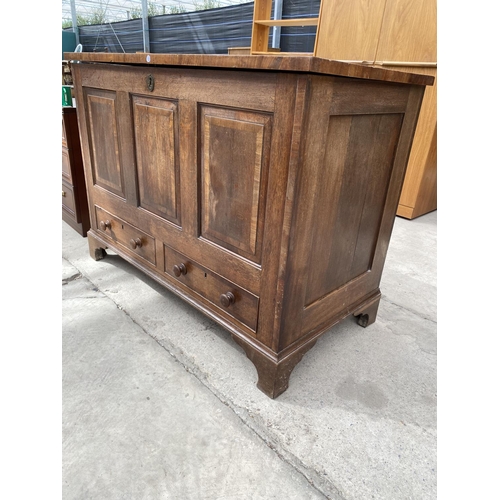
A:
[[87, 231, 107, 261], [172, 263, 187, 277], [84, 89, 125, 197], [164, 244, 259, 332], [132, 95, 180, 225], [61, 181, 76, 216], [129, 237, 143, 249], [64, 52, 435, 86], [71, 54, 431, 398], [232, 334, 318, 399], [304, 112, 402, 306], [95, 206, 156, 265], [353, 292, 381, 327], [62, 108, 90, 237], [220, 292, 236, 308], [62, 148, 72, 182], [199, 105, 272, 262]]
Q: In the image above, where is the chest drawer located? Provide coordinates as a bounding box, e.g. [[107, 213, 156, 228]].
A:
[[95, 206, 156, 266], [62, 182, 76, 216], [164, 244, 259, 332], [62, 147, 72, 182]]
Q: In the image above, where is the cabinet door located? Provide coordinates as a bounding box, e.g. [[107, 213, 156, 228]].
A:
[[376, 0, 437, 63], [314, 0, 387, 61]]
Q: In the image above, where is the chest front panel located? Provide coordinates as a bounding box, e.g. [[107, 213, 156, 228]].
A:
[[75, 63, 296, 344]]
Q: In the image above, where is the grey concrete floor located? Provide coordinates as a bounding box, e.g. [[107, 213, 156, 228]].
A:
[[62, 211, 437, 500]]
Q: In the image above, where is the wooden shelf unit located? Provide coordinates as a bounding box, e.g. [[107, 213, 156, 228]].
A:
[[250, 0, 437, 219], [251, 0, 318, 54]]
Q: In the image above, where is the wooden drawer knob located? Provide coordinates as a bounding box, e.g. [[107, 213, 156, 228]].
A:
[[130, 237, 142, 249], [62, 190, 66, 197], [173, 263, 187, 277], [220, 292, 235, 308], [99, 220, 111, 230]]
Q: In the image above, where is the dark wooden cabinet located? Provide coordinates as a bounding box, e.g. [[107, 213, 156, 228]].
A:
[[62, 107, 90, 236], [68, 53, 433, 398]]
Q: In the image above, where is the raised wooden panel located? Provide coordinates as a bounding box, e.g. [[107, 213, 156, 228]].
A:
[[199, 106, 272, 263], [85, 89, 125, 197], [314, 0, 387, 61], [376, 0, 437, 63], [132, 95, 180, 225], [304, 112, 403, 306]]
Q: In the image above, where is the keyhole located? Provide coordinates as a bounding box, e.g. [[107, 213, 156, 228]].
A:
[[147, 74, 154, 91]]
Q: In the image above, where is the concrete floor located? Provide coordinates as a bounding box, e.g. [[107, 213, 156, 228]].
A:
[[62, 210, 437, 500]]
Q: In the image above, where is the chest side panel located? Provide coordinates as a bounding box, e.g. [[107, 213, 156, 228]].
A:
[[281, 76, 423, 350], [304, 112, 402, 306]]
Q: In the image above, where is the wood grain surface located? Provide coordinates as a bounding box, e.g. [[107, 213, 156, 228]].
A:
[[65, 52, 435, 86]]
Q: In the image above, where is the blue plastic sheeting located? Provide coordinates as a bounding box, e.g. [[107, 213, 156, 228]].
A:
[[63, 0, 321, 54]]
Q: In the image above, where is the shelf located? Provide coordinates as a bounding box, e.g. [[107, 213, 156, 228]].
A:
[[251, 51, 314, 56], [250, 0, 319, 54], [254, 18, 319, 27]]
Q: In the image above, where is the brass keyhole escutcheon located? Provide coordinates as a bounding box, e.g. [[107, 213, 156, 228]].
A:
[[147, 74, 154, 91]]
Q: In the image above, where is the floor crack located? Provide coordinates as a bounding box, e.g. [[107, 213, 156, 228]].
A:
[[62, 272, 82, 285], [381, 295, 436, 324]]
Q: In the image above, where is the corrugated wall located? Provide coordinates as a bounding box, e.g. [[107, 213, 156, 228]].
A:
[[64, 0, 321, 54]]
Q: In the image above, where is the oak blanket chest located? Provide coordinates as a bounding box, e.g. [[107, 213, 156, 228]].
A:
[[66, 53, 433, 398]]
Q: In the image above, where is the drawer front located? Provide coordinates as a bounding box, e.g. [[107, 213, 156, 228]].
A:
[[164, 244, 259, 332], [62, 147, 72, 182], [95, 206, 156, 266], [62, 182, 76, 216]]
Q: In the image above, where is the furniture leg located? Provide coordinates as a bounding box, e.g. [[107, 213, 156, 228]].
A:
[[353, 293, 381, 328], [88, 232, 107, 261], [232, 335, 318, 399]]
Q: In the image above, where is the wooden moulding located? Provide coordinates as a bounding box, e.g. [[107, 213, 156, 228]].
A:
[[65, 52, 434, 87]]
